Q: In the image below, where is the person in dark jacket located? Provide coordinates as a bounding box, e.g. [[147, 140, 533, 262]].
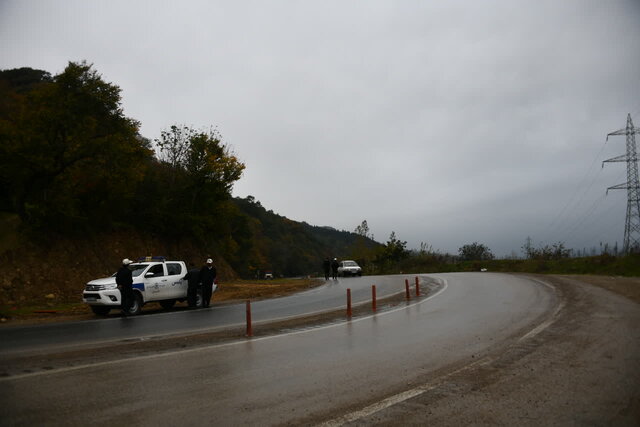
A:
[[322, 257, 331, 281], [331, 258, 339, 280], [184, 262, 201, 308], [199, 258, 217, 308], [116, 258, 134, 316]]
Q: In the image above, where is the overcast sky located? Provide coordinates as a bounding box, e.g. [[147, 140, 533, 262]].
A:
[[2, 0, 640, 256]]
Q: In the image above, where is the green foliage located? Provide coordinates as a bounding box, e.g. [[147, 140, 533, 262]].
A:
[[151, 124, 245, 238], [348, 220, 378, 273], [458, 242, 494, 261], [521, 236, 572, 260], [156, 125, 244, 199], [0, 61, 150, 229], [231, 197, 380, 278], [1, 62, 373, 278], [0, 67, 52, 94], [373, 231, 408, 273], [392, 250, 640, 277]]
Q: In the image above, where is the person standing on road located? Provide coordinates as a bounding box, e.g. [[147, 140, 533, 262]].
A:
[[116, 258, 134, 316], [323, 257, 331, 280], [184, 262, 201, 309], [331, 258, 339, 280], [199, 258, 217, 308]]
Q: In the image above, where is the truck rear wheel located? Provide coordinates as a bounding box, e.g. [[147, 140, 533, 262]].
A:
[[196, 290, 203, 308], [91, 306, 111, 316]]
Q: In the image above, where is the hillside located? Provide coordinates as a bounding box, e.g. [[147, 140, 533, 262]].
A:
[[0, 202, 380, 308], [231, 196, 380, 277]]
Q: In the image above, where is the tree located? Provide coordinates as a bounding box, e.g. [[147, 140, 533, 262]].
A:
[[349, 220, 376, 271], [384, 231, 408, 262], [521, 237, 571, 260], [0, 61, 151, 227], [354, 220, 371, 239], [153, 124, 245, 239], [372, 231, 408, 272], [458, 242, 494, 261], [156, 125, 245, 211]]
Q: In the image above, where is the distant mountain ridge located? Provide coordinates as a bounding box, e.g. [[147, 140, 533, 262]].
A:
[[231, 196, 380, 278]]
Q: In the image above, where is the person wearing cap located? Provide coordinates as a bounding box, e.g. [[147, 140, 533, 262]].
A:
[[116, 258, 134, 316], [199, 258, 217, 308], [331, 258, 339, 280]]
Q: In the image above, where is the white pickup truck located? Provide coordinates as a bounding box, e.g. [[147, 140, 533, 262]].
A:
[[82, 257, 216, 316]]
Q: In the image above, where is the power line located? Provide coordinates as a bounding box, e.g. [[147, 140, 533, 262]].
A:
[[559, 193, 607, 244], [569, 193, 623, 248], [557, 168, 626, 245], [543, 139, 608, 241]]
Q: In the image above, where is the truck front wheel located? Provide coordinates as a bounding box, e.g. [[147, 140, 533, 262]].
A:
[[125, 293, 143, 316]]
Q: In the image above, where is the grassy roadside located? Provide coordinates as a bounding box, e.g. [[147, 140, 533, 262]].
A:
[[0, 278, 323, 326], [395, 253, 640, 276]]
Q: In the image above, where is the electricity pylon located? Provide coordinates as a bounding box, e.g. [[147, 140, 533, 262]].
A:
[[603, 113, 640, 253]]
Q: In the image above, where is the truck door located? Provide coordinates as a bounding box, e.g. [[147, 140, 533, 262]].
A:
[[165, 262, 187, 299], [144, 263, 169, 301]]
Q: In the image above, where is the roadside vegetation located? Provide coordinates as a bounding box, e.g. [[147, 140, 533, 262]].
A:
[[396, 252, 640, 277]]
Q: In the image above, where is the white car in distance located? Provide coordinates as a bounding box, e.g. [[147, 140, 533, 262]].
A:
[[337, 260, 362, 277]]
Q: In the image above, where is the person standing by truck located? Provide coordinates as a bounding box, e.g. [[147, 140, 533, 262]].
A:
[[322, 257, 331, 280], [184, 262, 201, 309], [331, 258, 339, 280], [199, 258, 217, 308], [116, 258, 134, 316]]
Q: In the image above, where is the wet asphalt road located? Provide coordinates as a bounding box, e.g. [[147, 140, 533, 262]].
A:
[[1, 274, 423, 355], [0, 273, 559, 425]]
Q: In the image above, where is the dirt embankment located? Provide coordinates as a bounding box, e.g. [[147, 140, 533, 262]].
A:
[[0, 227, 238, 313]]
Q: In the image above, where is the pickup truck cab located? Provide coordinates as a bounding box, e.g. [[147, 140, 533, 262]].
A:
[[82, 257, 216, 316]]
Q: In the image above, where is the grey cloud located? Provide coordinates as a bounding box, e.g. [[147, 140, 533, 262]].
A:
[[1, 0, 639, 256]]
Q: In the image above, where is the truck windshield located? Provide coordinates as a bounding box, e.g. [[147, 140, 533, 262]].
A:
[[130, 264, 150, 277]]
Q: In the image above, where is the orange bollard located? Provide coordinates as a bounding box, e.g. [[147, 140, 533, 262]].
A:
[[246, 300, 253, 337], [372, 285, 377, 312], [405, 279, 410, 300], [347, 288, 352, 318], [415, 276, 420, 297]]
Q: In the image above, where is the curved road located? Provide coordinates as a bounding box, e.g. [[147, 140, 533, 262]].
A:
[[1, 274, 435, 355], [1, 273, 638, 425]]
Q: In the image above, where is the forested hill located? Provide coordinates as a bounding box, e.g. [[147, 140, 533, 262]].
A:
[[0, 63, 379, 292], [232, 196, 380, 277]]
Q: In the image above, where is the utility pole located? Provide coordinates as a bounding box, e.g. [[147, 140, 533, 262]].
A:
[[603, 114, 640, 253]]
